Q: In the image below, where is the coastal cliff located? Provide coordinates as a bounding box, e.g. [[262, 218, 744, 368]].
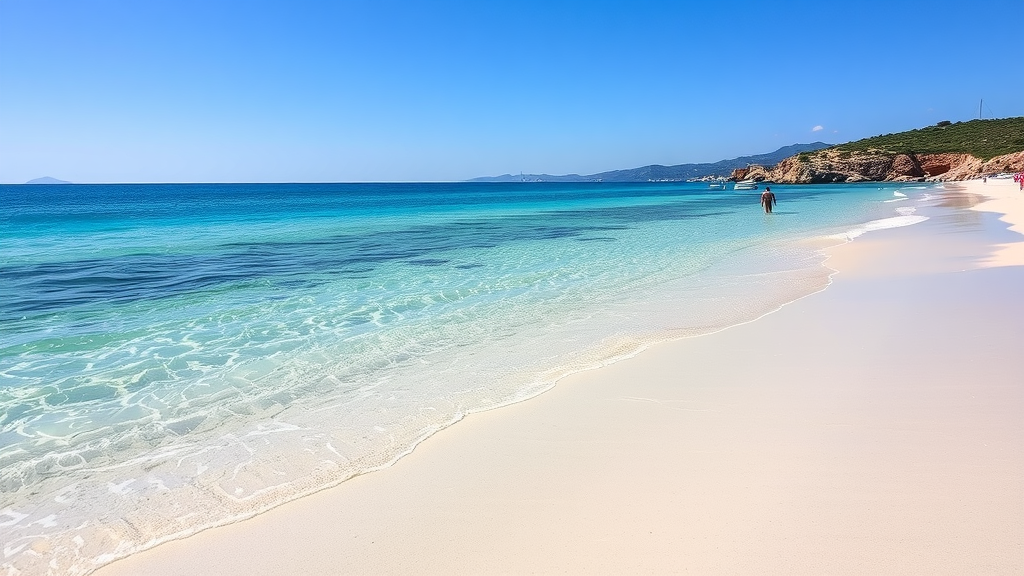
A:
[[732, 150, 1024, 183], [731, 117, 1024, 183]]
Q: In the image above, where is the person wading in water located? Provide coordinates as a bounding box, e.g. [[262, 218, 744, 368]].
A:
[[760, 186, 777, 214]]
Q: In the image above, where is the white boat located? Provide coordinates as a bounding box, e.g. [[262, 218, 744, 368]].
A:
[[734, 180, 758, 190], [708, 182, 726, 190]]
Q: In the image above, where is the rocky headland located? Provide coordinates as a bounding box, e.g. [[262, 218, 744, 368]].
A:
[[731, 149, 1024, 184], [730, 117, 1024, 184]]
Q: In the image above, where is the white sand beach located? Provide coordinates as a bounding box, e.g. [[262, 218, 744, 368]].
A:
[[97, 179, 1024, 575], [972, 178, 1024, 267]]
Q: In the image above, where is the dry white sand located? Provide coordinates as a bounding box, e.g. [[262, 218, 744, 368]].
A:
[[969, 177, 1024, 267], [97, 179, 1024, 575]]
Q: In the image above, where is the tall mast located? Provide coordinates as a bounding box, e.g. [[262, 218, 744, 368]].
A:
[[979, 99, 983, 119]]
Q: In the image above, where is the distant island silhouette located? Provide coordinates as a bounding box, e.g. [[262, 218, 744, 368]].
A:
[[26, 176, 71, 184]]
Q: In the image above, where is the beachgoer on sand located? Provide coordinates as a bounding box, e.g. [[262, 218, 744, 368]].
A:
[[761, 186, 777, 214]]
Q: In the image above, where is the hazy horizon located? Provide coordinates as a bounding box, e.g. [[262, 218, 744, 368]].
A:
[[16, 140, 837, 184]]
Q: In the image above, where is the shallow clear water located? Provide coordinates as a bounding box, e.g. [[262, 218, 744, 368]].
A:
[[0, 181, 927, 574]]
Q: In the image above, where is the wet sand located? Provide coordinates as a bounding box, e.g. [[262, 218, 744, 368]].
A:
[[97, 179, 1024, 575]]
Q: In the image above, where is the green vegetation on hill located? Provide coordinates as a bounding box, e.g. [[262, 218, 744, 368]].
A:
[[832, 117, 1024, 160]]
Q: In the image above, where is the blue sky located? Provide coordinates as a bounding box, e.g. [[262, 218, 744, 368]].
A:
[[1, 0, 1021, 183]]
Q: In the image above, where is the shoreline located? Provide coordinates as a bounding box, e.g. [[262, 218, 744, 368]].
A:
[[0, 182, 920, 576], [96, 179, 1024, 575]]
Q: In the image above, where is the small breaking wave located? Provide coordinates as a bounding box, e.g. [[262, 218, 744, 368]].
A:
[[833, 214, 929, 241]]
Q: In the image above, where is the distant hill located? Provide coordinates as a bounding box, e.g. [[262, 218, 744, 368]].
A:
[[26, 176, 71, 184], [469, 143, 832, 183], [832, 117, 1024, 161], [735, 117, 1024, 184]]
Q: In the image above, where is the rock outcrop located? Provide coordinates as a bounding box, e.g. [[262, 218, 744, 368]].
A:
[[731, 150, 1024, 184]]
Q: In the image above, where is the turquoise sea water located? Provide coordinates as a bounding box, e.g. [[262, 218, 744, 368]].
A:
[[1, 181, 929, 574]]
